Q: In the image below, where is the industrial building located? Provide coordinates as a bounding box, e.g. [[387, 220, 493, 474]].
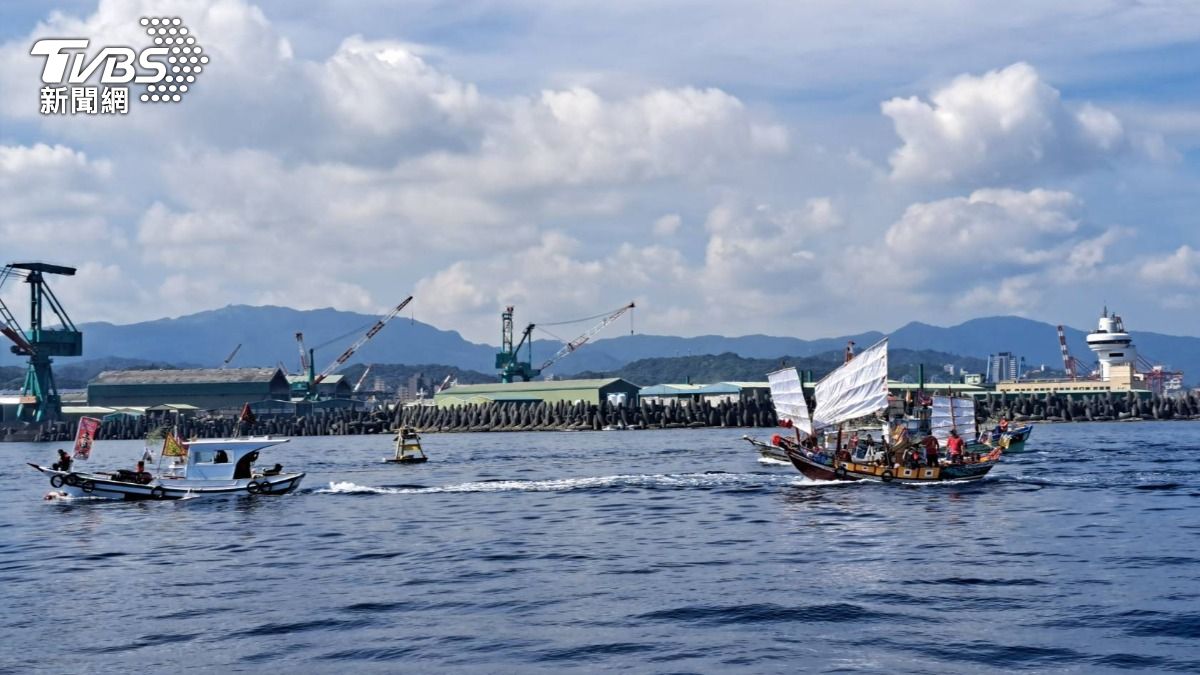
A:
[[285, 374, 353, 399], [640, 382, 770, 405], [434, 378, 641, 408], [88, 368, 291, 410]]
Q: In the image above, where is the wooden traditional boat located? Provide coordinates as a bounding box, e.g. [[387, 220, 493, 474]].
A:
[[385, 426, 428, 464], [760, 339, 1005, 483]]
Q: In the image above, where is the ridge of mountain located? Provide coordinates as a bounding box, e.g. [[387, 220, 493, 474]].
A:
[[1, 305, 1194, 385]]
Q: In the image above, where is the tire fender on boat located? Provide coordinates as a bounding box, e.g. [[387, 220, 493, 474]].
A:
[[258, 480, 273, 494], [64, 473, 80, 487], [150, 486, 167, 500], [49, 474, 65, 488], [246, 481, 262, 494], [834, 465, 848, 479], [81, 480, 96, 493], [881, 470, 894, 483]]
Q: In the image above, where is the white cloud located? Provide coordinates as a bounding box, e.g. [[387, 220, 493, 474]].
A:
[[1138, 245, 1200, 288], [1, 0, 1198, 341], [882, 62, 1138, 184], [653, 213, 682, 236], [0, 143, 123, 248], [883, 188, 1080, 268]]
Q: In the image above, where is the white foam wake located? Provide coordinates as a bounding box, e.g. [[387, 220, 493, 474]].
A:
[[319, 472, 797, 495]]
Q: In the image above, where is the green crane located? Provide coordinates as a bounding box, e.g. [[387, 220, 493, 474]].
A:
[[495, 302, 636, 383], [495, 305, 538, 383], [0, 263, 83, 423]]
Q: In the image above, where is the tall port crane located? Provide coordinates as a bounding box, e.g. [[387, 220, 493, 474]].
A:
[[295, 296, 413, 399], [0, 263, 82, 423], [1056, 325, 1078, 380], [496, 302, 635, 383]]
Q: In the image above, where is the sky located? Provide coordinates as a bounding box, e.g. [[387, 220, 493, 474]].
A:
[[2, 0, 1199, 343]]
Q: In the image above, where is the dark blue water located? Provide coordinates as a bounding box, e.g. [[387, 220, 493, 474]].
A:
[[3, 422, 1199, 673]]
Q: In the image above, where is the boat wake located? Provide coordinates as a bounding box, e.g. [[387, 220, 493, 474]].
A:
[[757, 456, 791, 466], [319, 472, 800, 495]]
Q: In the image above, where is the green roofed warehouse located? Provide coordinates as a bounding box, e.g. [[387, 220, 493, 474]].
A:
[[434, 378, 640, 408]]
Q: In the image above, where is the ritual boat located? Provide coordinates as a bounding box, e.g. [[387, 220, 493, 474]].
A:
[[749, 338, 1004, 483], [31, 435, 303, 500]]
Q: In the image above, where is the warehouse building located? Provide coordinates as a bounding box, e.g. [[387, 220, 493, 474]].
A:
[[640, 382, 770, 405], [88, 368, 291, 410], [434, 378, 641, 408], [286, 374, 353, 399]]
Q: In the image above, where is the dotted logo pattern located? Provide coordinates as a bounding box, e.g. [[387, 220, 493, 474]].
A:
[[138, 17, 208, 103]]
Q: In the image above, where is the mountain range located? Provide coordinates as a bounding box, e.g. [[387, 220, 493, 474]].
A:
[[0, 305, 1194, 385]]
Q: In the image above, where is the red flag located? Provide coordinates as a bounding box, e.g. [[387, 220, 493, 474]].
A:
[[73, 417, 101, 460], [239, 403, 256, 426]]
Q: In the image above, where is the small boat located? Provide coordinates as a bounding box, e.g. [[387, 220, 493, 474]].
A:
[[977, 423, 1034, 453], [385, 426, 428, 464], [31, 436, 303, 500]]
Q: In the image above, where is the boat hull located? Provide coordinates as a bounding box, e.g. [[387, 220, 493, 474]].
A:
[[35, 465, 305, 500], [783, 447, 998, 484]]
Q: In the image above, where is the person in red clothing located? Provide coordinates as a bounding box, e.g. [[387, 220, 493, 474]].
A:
[[921, 435, 940, 466], [946, 429, 965, 464]]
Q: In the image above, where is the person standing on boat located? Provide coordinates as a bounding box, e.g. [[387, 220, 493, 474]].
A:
[[51, 449, 71, 472], [946, 429, 965, 464], [921, 435, 940, 466]]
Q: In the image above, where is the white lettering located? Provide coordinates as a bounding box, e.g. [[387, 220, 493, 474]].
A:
[[135, 48, 169, 83], [30, 39, 89, 83], [99, 47, 137, 83]]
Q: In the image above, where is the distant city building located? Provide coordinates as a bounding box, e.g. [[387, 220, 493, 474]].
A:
[[986, 352, 1023, 383]]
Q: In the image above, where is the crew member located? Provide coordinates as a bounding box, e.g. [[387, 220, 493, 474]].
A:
[[922, 435, 940, 467], [946, 429, 965, 464], [51, 449, 72, 472]]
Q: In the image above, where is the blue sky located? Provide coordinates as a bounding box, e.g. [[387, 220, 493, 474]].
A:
[[1, 0, 1199, 342]]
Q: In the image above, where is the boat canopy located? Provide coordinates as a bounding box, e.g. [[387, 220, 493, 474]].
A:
[[812, 338, 889, 430], [767, 367, 812, 436], [929, 395, 975, 442], [182, 437, 288, 481]]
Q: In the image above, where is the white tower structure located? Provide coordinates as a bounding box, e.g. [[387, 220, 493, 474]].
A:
[[1086, 307, 1137, 381]]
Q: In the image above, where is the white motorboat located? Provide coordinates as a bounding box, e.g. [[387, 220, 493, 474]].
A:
[[31, 436, 303, 500]]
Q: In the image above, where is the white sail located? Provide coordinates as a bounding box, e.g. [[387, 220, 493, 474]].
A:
[[767, 367, 812, 436], [930, 395, 975, 442], [812, 338, 889, 430]]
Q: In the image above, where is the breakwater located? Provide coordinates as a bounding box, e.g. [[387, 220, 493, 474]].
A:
[[974, 390, 1200, 422], [19, 390, 1200, 442]]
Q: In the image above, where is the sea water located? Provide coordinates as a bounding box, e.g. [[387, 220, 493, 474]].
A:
[[2, 422, 1198, 673]]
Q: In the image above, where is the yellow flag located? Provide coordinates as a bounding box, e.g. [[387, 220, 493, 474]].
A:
[[161, 431, 188, 457]]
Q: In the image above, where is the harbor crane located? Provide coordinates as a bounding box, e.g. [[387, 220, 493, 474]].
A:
[[295, 296, 413, 400], [495, 302, 635, 383], [353, 364, 373, 393], [0, 263, 83, 423], [220, 343, 242, 369], [1056, 325, 1078, 380]]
